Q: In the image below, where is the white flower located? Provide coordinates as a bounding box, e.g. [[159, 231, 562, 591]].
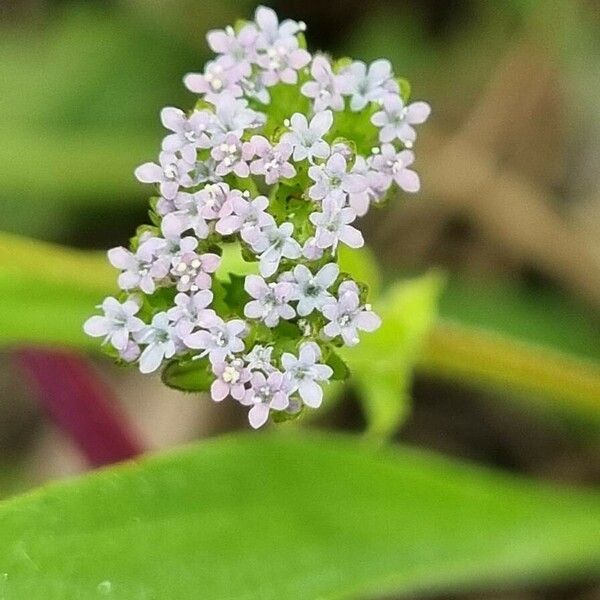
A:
[[84, 297, 144, 351], [280, 111, 332, 162], [310, 194, 364, 252], [254, 5, 303, 49], [134, 151, 194, 200], [167, 290, 216, 337], [184, 316, 246, 365], [160, 108, 212, 163], [243, 275, 295, 327], [290, 263, 339, 316], [135, 312, 178, 374], [322, 290, 381, 346], [207, 23, 259, 73], [211, 357, 251, 402], [281, 342, 333, 408], [257, 39, 311, 86], [108, 240, 170, 295], [371, 94, 431, 144], [244, 344, 275, 372], [308, 152, 366, 202], [246, 222, 302, 278], [239, 370, 291, 429], [184, 60, 246, 101], [196, 182, 236, 221], [211, 132, 254, 178], [301, 55, 345, 112], [215, 193, 275, 242], [248, 135, 296, 184], [339, 59, 398, 111], [371, 144, 420, 193], [161, 191, 210, 239], [348, 155, 391, 216], [208, 92, 266, 142], [170, 251, 220, 293]]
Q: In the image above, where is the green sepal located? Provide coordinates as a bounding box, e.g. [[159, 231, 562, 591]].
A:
[[397, 77, 411, 102], [323, 345, 350, 381], [271, 404, 305, 423], [233, 18, 249, 34], [334, 57, 353, 72], [148, 196, 162, 227], [136, 287, 177, 322], [296, 31, 307, 50], [129, 224, 160, 251]]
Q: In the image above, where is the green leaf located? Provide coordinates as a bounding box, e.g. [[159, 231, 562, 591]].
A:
[[340, 272, 444, 440], [162, 357, 212, 393], [324, 346, 351, 381], [0, 433, 598, 599]]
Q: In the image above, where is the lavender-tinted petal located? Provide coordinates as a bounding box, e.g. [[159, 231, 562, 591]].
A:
[[160, 107, 185, 132], [299, 380, 323, 408], [311, 110, 333, 136], [139, 343, 165, 374], [211, 379, 230, 402], [135, 162, 163, 184], [407, 101, 431, 124], [183, 330, 211, 350], [160, 181, 179, 200], [395, 168, 420, 193], [244, 300, 264, 320], [110, 328, 130, 352], [248, 403, 270, 429], [83, 316, 110, 338], [355, 311, 382, 332]]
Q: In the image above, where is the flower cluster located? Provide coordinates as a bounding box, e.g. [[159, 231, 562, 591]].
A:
[[84, 6, 429, 428]]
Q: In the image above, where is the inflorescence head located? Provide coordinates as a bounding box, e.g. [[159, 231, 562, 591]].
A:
[[84, 5, 430, 429]]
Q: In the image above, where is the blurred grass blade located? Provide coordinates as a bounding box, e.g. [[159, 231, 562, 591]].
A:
[[0, 434, 598, 599], [0, 233, 115, 348], [419, 321, 600, 420]]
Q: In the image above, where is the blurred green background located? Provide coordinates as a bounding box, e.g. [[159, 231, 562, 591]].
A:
[[0, 1, 599, 597]]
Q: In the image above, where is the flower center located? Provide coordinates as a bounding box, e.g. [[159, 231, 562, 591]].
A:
[[184, 130, 198, 142], [214, 330, 228, 347], [222, 365, 240, 384], [258, 385, 273, 402], [339, 313, 352, 326], [304, 281, 320, 297], [164, 164, 179, 180]]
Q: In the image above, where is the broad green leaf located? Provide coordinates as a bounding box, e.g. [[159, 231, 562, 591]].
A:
[[0, 434, 599, 599], [340, 272, 444, 439]]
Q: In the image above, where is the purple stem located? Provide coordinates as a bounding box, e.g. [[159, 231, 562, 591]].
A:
[[15, 348, 144, 467]]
